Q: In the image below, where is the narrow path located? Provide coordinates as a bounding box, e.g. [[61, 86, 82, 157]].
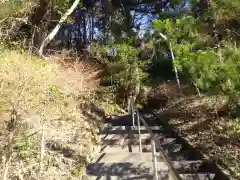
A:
[[86, 113, 218, 180]]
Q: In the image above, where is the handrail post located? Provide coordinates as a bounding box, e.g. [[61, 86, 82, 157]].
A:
[[133, 110, 181, 180], [128, 96, 131, 115], [128, 96, 134, 126], [151, 140, 159, 180], [137, 111, 142, 153], [130, 96, 135, 127], [132, 110, 135, 127]]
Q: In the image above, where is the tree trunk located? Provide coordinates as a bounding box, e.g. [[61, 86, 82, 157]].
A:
[[125, 9, 134, 37], [91, 8, 94, 40], [29, 0, 51, 25], [38, 0, 81, 56], [83, 13, 87, 44], [103, 14, 108, 45]]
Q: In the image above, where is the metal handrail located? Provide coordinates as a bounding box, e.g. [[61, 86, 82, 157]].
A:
[[151, 139, 159, 180], [129, 97, 181, 180]]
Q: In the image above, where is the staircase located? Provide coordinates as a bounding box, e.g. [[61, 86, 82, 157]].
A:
[[86, 112, 216, 180]]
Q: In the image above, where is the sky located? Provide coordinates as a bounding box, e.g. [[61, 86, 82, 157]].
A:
[[56, 0, 191, 43], [134, 0, 191, 37]]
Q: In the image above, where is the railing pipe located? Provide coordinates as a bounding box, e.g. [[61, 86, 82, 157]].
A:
[[135, 108, 182, 180], [129, 97, 180, 179], [169, 41, 183, 96], [129, 96, 135, 127], [136, 111, 142, 153], [151, 139, 159, 180], [128, 96, 131, 114], [132, 109, 135, 127]]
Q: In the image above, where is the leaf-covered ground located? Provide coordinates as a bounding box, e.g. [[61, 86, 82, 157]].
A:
[[158, 95, 240, 179]]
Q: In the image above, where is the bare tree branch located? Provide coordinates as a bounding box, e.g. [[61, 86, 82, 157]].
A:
[[38, 0, 81, 56]]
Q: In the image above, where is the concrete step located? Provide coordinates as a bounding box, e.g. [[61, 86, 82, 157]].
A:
[[100, 128, 165, 135], [100, 137, 182, 153], [104, 115, 161, 126], [100, 133, 174, 143], [100, 130, 175, 144], [100, 135, 183, 154], [100, 139, 181, 155], [87, 153, 165, 177], [179, 173, 215, 180], [100, 125, 165, 132], [88, 153, 211, 174], [99, 138, 176, 153], [90, 152, 161, 163], [99, 143, 149, 153], [86, 174, 155, 180], [87, 173, 215, 180], [98, 142, 178, 152], [87, 160, 168, 177], [99, 145, 201, 161]]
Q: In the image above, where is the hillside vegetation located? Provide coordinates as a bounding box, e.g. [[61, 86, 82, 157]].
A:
[[1, 0, 240, 179], [0, 47, 104, 179]]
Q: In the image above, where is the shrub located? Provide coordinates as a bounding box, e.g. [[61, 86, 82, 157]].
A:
[[92, 43, 149, 104]]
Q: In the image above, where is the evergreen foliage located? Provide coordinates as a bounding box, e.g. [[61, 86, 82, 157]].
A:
[[153, 15, 240, 99], [93, 42, 149, 98]]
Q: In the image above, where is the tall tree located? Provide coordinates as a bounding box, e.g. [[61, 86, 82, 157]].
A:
[[39, 0, 81, 56]]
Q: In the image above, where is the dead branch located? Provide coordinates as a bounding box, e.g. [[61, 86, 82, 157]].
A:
[[2, 22, 16, 41], [0, 18, 7, 24], [39, 123, 44, 176], [3, 109, 19, 180]]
